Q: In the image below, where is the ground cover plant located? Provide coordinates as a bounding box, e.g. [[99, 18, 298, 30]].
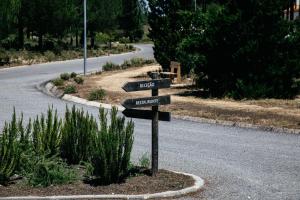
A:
[[102, 57, 156, 71], [0, 106, 135, 187]]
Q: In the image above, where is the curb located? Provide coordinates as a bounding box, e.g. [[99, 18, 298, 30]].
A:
[[40, 81, 300, 135], [0, 171, 204, 200]]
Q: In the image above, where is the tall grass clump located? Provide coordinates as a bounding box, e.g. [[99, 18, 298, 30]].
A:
[[0, 110, 22, 185], [60, 106, 97, 164], [32, 107, 61, 157], [91, 107, 134, 184]]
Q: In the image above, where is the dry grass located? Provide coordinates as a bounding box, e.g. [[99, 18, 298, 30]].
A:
[[73, 65, 300, 130]]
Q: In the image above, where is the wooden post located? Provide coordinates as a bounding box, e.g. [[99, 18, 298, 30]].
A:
[[151, 72, 159, 176]]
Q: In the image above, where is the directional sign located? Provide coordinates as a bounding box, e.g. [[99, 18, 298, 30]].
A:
[[123, 109, 171, 121], [122, 79, 171, 92], [122, 95, 171, 109]]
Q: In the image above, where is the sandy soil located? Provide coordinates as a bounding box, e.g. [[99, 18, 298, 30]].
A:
[[72, 65, 300, 130]]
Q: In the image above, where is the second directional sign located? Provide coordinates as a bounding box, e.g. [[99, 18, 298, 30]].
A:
[[122, 95, 171, 109], [122, 79, 171, 92]]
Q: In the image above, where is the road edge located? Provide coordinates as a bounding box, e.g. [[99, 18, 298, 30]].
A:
[[0, 170, 204, 200]]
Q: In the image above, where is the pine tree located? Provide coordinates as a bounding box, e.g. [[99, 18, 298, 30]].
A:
[[120, 0, 144, 42]]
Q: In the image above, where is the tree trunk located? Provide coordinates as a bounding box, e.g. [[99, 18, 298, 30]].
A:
[[17, 16, 24, 49], [290, 0, 295, 20], [70, 37, 73, 46], [38, 33, 43, 50], [90, 32, 95, 49], [76, 30, 79, 48]]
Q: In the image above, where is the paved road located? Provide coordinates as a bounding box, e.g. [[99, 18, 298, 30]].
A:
[[0, 44, 299, 200]]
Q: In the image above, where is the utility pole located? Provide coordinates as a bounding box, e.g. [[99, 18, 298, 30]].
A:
[[83, 0, 87, 76]]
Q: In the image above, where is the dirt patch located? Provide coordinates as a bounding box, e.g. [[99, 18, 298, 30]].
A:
[[0, 170, 194, 197], [70, 65, 300, 130]]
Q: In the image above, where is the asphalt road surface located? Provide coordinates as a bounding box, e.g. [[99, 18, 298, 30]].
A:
[[0, 44, 299, 200]]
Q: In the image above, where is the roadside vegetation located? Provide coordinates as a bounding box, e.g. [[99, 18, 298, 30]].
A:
[[149, 0, 300, 99], [0, 0, 148, 68], [0, 106, 134, 187], [51, 58, 155, 97]]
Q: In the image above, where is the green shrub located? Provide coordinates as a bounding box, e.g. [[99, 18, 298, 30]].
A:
[[64, 85, 77, 94], [0, 110, 21, 185], [88, 88, 106, 101], [60, 106, 98, 164], [0, 49, 10, 66], [102, 62, 121, 71], [139, 153, 150, 169], [28, 156, 77, 187], [91, 107, 134, 184], [52, 78, 64, 87], [60, 73, 70, 81], [74, 76, 84, 84], [129, 57, 144, 67], [32, 107, 61, 156], [44, 51, 56, 62], [70, 72, 77, 78]]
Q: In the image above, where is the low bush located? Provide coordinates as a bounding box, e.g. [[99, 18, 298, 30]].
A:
[[102, 62, 121, 71], [31, 107, 61, 156], [88, 88, 106, 101], [28, 156, 77, 187], [70, 72, 77, 78], [64, 85, 77, 94], [91, 107, 134, 184], [0, 106, 135, 186], [52, 78, 64, 87], [60, 73, 70, 81], [139, 153, 150, 169], [44, 51, 56, 62], [60, 106, 98, 164], [0, 110, 22, 185], [74, 76, 84, 84], [0, 49, 10, 66]]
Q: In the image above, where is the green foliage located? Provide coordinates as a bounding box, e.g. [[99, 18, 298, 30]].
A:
[[52, 78, 64, 87], [70, 72, 77, 78], [60, 106, 98, 164], [91, 107, 134, 184], [44, 51, 56, 62], [0, 49, 10, 66], [64, 85, 77, 94], [102, 62, 121, 71], [120, 0, 144, 42], [102, 58, 155, 72], [177, 2, 300, 99], [60, 73, 70, 81], [32, 107, 61, 156], [27, 156, 77, 187], [74, 76, 84, 84], [88, 88, 106, 101], [139, 152, 150, 169], [0, 110, 21, 185], [96, 32, 112, 44], [148, 0, 194, 71]]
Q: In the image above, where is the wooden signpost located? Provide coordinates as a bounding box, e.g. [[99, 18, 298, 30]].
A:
[[122, 73, 171, 176]]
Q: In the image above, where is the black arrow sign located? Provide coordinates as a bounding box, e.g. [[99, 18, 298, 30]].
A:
[[122, 109, 171, 121], [122, 79, 171, 92], [122, 95, 171, 109]]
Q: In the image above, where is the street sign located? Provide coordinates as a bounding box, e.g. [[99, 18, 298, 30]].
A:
[[122, 95, 171, 109], [122, 109, 171, 121], [122, 72, 171, 176], [122, 79, 171, 92]]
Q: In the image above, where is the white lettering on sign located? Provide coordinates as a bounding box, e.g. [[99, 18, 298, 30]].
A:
[[136, 98, 159, 105], [139, 82, 155, 88]]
